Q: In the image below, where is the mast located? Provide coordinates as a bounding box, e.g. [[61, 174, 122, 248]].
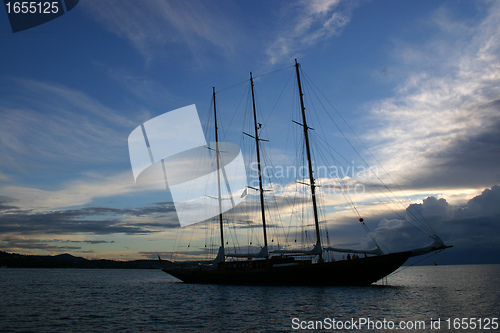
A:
[[295, 59, 323, 262], [213, 87, 225, 261], [250, 73, 269, 253]]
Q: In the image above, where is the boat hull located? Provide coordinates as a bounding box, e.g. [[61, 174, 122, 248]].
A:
[[162, 252, 411, 286]]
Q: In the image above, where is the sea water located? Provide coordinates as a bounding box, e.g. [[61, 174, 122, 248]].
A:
[[1, 265, 498, 332]]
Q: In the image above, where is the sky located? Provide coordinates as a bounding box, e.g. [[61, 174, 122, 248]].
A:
[[0, 0, 499, 264]]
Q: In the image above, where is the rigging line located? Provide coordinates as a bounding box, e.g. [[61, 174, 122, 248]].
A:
[[302, 75, 434, 236], [314, 148, 367, 252], [283, 96, 305, 245], [220, 82, 249, 142], [187, 221, 196, 248], [204, 97, 215, 144], [216, 65, 294, 94], [302, 87, 364, 222], [363, 185, 430, 235], [170, 224, 182, 261], [238, 200, 254, 250], [310, 148, 396, 227], [238, 201, 251, 249], [258, 149, 274, 236], [264, 68, 295, 125], [301, 102, 359, 223], [205, 220, 211, 260], [228, 216, 241, 255], [290, 143, 302, 242], [216, 78, 248, 94], [209, 217, 216, 258], [252, 64, 295, 80], [302, 70, 436, 235], [243, 86, 264, 251], [238, 179, 256, 249], [386, 250, 444, 279], [313, 138, 362, 220], [241, 83, 252, 143], [406, 203, 436, 235], [315, 135, 356, 167], [313, 137, 370, 225], [313, 177, 329, 241], [260, 84, 300, 219], [267, 169, 296, 215], [261, 145, 289, 248], [272, 194, 287, 249], [279, 149, 303, 245], [313, 141, 429, 235], [283, 100, 293, 178], [360, 221, 385, 253], [226, 213, 236, 250], [311, 121, 432, 236], [300, 72, 364, 221], [270, 170, 290, 229], [361, 222, 381, 250], [287, 183, 301, 243], [259, 159, 285, 251], [321, 157, 430, 235], [301, 72, 404, 200], [345, 164, 431, 236], [272, 100, 297, 242], [297, 142, 317, 248]]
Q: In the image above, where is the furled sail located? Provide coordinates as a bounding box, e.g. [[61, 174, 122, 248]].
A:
[[324, 247, 384, 256], [226, 246, 268, 258], [409, 236, 450, 257]]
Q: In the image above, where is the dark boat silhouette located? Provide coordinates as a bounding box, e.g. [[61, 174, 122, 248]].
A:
[[162, 60, 451, 286]]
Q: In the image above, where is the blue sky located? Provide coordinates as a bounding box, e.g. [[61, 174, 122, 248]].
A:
[[1, 0, 499, 263]]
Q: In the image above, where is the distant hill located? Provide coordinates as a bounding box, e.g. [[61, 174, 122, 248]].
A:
[[0, 251, 173, 269]]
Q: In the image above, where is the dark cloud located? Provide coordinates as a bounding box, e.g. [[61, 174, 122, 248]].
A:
[[358, 185, 500, 263], [455, 185, 500, 217], [50, 239, 115, 244], [407, 101, 500, 190], [0, 201, 179, 236], [0, 236, 82, 252], [0, 237, 116, 252], [0, 195, 18, 212]]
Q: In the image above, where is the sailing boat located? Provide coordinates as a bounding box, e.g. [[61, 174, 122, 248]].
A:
[[162, 60, 451, 286]]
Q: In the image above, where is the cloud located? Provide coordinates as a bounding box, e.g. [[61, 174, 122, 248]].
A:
[[0, 196, 18, 212], [0, 200, 179, 236], [266, 0, 360, 64], [0, 78, 137, 172], [0, 171, 138, 210], [82, 0, 239, 63], [367, 2, 500, 190], [97, 65, 187, 111], [351, 186, 500, 260], [0, 236, 82, 252], [455, 185, 500, 217], [0, 171, 10, 182], [0, 236, 115, 252], [407, 196, 454, 223]]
